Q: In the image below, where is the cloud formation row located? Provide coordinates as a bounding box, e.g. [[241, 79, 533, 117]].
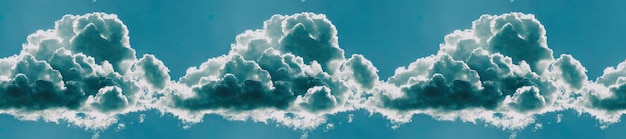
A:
[[0, 12, 625, 131]]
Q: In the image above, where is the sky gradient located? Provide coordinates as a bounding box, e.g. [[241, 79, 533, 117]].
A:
[[2, 0, 626, 139]]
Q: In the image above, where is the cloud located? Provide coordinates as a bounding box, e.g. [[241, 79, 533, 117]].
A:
[[573, 59, 626, 125], [6, 11, 626, 133], [0, 12, 375, 131], [139, 113, 145, 123], [115, 123, 126, 131], [157, 13, 375, 130], [0, 13, 167, 130], [347, 114, 354, 123], [365, 13, 584, 130]]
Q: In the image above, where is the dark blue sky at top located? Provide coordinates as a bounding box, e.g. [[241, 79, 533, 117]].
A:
[[2, 0, 626, 139]]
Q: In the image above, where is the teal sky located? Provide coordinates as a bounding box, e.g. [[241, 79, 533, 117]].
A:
[[2, 0, 626, 139]]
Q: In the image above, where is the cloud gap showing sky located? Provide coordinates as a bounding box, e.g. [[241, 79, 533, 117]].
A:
[[1, 12, 626, 133]]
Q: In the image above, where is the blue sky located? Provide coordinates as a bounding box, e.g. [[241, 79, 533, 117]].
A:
[[2, 0, 626, 139]]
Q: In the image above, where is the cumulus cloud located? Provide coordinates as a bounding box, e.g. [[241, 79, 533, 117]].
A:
[[365, 13, 585, 130], [157, 13, 376, 130], [0, 12, 168, 130], [360, 12, 626, 130]]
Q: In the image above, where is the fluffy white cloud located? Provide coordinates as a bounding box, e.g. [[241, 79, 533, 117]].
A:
[[157, 12, 376, 130], [0, 12, 169, 130], [365, 13, 584, 130]]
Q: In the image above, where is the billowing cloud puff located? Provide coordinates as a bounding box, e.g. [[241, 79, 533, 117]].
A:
[[0, 13, 168, 130], [340, 54, 380, 91], [131, 54, 171, 92], [573, 60, 626, 125], [548, 54, 588, 92], [158, 13, 375, 130], [23, 13, 136, 74], [232, 13, 345, 73]]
